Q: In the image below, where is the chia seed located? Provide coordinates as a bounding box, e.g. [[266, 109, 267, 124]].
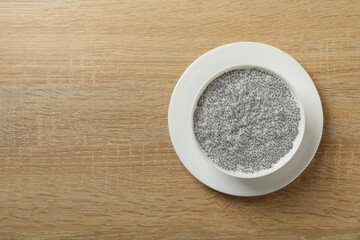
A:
[[193, 68, 301, 174]]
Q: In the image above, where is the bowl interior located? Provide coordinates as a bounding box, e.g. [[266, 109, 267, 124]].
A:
[[191, 65, 306, 179]]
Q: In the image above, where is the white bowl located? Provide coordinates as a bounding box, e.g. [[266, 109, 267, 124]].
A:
[[191, 65, 306, 178]]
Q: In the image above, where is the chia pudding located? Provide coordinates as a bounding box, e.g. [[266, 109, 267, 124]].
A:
[[193, 68, 301, 174]]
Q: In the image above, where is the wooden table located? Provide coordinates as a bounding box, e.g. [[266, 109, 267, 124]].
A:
[[0, 1, 359, 239]]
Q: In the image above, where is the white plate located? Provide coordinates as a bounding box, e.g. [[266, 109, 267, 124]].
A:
[[168, 42, 323, 196]]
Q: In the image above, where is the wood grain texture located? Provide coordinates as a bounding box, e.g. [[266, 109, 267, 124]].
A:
[[0, 0, 359, 239]]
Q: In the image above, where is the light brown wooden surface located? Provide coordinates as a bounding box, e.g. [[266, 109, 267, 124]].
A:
[[0, 0, 359, 239]]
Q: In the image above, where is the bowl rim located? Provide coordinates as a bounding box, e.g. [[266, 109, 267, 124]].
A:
[[190, 64, 306, 179]]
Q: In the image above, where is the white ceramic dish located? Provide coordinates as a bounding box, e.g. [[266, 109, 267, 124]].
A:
[[191, 65, 306, 179], [168, 42, 323, 196]]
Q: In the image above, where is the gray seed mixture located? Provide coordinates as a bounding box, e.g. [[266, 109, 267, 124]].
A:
[[193, 68, 301, 173]]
